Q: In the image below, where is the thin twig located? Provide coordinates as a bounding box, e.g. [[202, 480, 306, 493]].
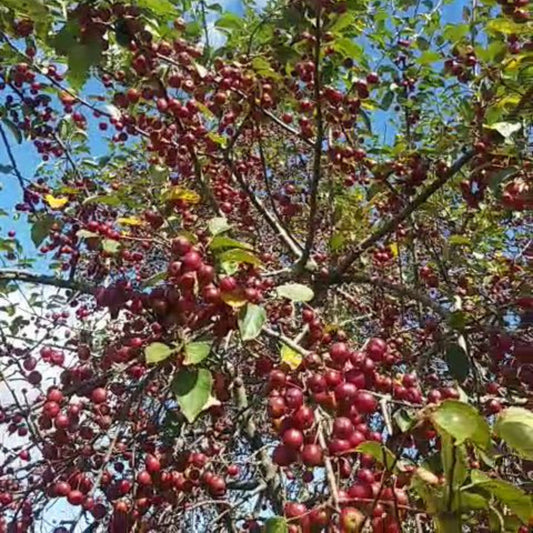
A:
[[0, 122, 33, 207], [317, 420, 340, 510], [262, 326, 310, 357]]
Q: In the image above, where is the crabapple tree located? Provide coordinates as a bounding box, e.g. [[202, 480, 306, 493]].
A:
[[0, 0, 531, 532]]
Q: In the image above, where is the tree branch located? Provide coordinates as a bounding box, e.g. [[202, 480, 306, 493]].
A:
[[297, 3, 324, 269], [0, 269, 93, 294], [226, 158, 303, 258], [317, 420, 340, 510], [262, 326, 310, 357], [0, 122, 33, 209], [330, 148, 476, 281], [336, 273, 451, 319]]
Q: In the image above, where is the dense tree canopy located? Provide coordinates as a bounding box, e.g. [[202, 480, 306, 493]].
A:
[[0, 0, 531, 532]]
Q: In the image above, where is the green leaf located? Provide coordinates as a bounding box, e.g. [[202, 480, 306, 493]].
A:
[[440, 433, 468, 502], [102, 239, 120, 254], [411, 469, 443, 515], [477, 41, 507, 63], [469, 470, 532, 523], [486, 18, 531, 36], [218, 248, 262, 267], [484, 121, 522, 139], [445, 343, 470, 382], [416, 36, 431, 50], [332, 37, 363, 60], [431, 400, 490, 449], [53, 23, 78, 55], [447, 311, 467, 330], [494, 407, 533, 460], [2, 118, 22, 144], [329, 233, 346, 252], [207, 132, 227, 147], [137, 0, 176, 15], [503, 516, 523, 532], [67, 43, 103, 91], [0, 164, 13, 174], [171, 368, 213, 423], [220, 260, 240, 276], [448, 235, 471, 246], [355, 441, 396, 470], [393, 408, 416, 432], [489, 167, 519, 192], [251, 57, 282, 81], [83, 195, 122, 206], [208, 217, 231, 236], [215, 12, 243, 31], [1, 0, 49, 38], [183, 341, 212, 365], [358, 109, 372, 133], [210, 235, 253, 251], [141, 271, 167, 288], [31, 215, 55, 248], [238, 304, 266, 341], [380, 90, 394, 111], [488, 506, 505, 532], [145, 342, 175, 364], [1, 0, 47, 17], [417, 51, 441, 65], [329, 12, 355, 33], [265, 517, 288, 533], [275, 283, 314, 302], [442, 24, 470, 42], [459, 492, 488, 511]]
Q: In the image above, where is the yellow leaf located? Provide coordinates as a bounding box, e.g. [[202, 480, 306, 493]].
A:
[[493, 94, 521, 109], [117, 217, 143, 226], [221, 290, 248, 308], [361, 100, 378, 110], [59, 186, 81, 195], [324, 324, 339, 334], [165, 187, 201, 205], [389, 243, 399, 257], [44, 194, 69, 210], [281, 344, 302, 370]]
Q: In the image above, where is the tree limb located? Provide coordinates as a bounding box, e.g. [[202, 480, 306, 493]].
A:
[[0, 269, 93, 294], [336, 274, 451, 319], [330, 149, 476, 280]]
